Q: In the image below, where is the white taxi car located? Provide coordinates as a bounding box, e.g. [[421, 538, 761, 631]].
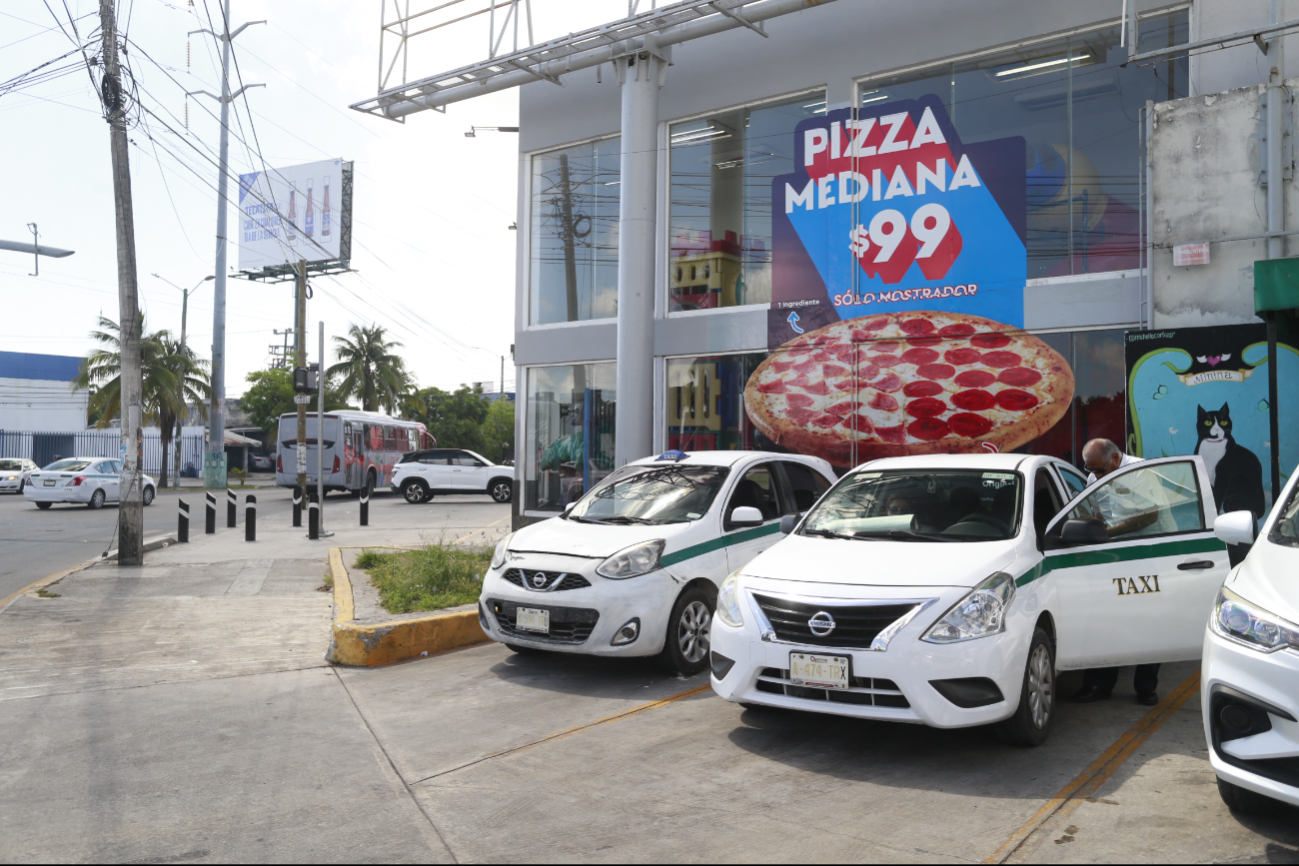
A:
[[1201, 464, 1299, 813], [24, 457, 158, 510], [0, 458, 38, 493], [477, 450, 836, 675], [711, 453, 1231, 745]]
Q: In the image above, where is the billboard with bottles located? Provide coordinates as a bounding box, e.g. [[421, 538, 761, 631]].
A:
[[237, 158, 351, 271]]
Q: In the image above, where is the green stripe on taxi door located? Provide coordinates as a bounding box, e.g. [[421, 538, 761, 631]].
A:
[[659, 522, 783, 568], [1016, 534, 1226, 588]]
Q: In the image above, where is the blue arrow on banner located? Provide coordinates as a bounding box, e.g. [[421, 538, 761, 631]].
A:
[[787, 311, 804, 334]]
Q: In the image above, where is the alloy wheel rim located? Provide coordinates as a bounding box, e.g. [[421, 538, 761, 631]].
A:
[[405, 485, 423, 503], [677, 600, 711, 663], [1027, 643, 1053, 729], [493, 482, 509, 501]]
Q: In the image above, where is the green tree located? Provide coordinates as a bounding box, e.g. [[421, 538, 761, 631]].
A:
[[326, 324, 412, 413], [415, 385, 490, 453], [240, 367, 349, 436], [73, 315, 210, 490], [480, 399, 515, 464]]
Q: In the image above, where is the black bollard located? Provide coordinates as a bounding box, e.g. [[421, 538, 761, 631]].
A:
[[245, 494, 257, 542], [227, 489, 237, 528], [359, 487, 369, 526], [178, 498, 189, 543], [205, 491, 216, 534], [308, 492, 320, 540], [292, 486, 303, 527]]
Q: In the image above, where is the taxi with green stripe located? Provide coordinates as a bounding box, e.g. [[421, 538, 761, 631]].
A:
[[477, 450, 836, 675]]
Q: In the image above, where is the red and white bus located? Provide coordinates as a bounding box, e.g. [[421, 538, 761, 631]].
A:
[[275, 411, 434, 495]]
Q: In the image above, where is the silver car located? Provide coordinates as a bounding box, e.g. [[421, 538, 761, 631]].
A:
[[24, 457, 157, 510]]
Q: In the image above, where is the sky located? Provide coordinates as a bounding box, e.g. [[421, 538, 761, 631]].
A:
[[1, 0, 624, 400]]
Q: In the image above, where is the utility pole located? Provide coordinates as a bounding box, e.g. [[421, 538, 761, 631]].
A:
[[100, 0, 144, 565], [500, 354, 505, 395], [188, 5, 264, 490], [1265, 0, 1286, 507], [296, 259, 308, 493], [152, 273, 213, 488]]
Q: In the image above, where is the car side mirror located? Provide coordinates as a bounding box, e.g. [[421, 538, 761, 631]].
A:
[[1214, 510, 1256, 547], [779, 513, 802, 535], [1058, 517, 1108, 545], [729, 506, 764, 529]]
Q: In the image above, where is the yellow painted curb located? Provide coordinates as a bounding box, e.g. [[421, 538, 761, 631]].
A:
[[0, 558, 97, 614], [325, 546, 488, 666]]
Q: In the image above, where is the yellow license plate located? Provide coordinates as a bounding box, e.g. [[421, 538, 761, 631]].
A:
[[515, 607, 549, 633], [789, 652, 850, 689]]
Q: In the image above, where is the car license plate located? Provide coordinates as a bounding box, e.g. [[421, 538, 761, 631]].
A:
[[43, 479, 55, 487], [789, 652, 850, 690], [515, 607, 549, 634]]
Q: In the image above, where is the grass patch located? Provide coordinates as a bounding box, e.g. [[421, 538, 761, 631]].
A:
[[35, 588, 61, 598], [354, 545, 492, 614]]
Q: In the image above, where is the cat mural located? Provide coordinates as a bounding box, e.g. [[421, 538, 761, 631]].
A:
[[1195, 402, 1266, 522]]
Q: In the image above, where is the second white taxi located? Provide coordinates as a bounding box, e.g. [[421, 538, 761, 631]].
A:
[[711, 453, 1232, 745], [477, 450, 836, 675]]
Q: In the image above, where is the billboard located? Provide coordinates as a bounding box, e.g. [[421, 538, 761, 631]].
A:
[[237, 158, 351, 273]]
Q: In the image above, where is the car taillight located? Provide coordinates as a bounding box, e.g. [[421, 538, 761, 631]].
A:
[[332, 455, 340, 473], [276, 454, 282, 473], [70, 475, 86, 486]]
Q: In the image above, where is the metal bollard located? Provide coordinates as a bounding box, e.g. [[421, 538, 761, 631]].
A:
[[359, 488, 369, 526], [227, 489, 237, 528], [292, 486, 302, 527], [245, 494, 256, 542], [308, 492, 320, 540], [205, 491, 216, 534], [178, 498, 189, 543]]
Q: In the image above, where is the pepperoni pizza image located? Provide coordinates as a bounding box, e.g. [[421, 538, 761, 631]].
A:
[[745, 311, 1074, 466]]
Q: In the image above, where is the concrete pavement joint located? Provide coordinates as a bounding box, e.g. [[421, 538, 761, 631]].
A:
[[984, 671, 1202, 864]]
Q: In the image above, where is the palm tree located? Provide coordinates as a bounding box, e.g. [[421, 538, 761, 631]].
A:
[[73, 315, 210, 489], [327, 324, 412, 413]]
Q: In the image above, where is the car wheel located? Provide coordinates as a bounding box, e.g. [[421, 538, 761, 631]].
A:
[[504, 643, 542, 655], [402, 480, 428, 504], [490, 479, 512, 504], [995, 626, 1055, 747], [35, 501, 52, 510], [656, 585, 713, 676], [1217, 777, 1278, 814], [142, 486, 155, 506], [88, 489, 106, 510]]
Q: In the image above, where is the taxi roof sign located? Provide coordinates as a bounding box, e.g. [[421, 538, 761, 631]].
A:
[[656, 449, 690, 462]]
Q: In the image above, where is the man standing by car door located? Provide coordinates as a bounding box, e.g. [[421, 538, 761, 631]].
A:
[[1072, 438, 1162, 707]]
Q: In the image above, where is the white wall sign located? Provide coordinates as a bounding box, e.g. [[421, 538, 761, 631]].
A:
[[1173, 242, 1211, 267]]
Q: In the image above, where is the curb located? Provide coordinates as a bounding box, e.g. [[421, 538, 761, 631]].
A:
[[325, 546, 488, 666], [0, 533, 181, 614], [104, 534, 178, 562]]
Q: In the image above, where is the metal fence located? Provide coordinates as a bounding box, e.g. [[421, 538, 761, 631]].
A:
[[0, 429, 207, 477]]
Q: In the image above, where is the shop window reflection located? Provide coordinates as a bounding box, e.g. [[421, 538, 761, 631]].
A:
[[667, 354, 768, 450], [530, 139, 620, 325], [668, 93, 826, 312], [1026, 329, 1128, 469], [526, 363, 616, 511]]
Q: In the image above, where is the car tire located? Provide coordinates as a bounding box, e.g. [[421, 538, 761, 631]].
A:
[[656, 585, 714, 677], [402, 480, 428, 505], [35, 501, 52, 510], [88, 489, 106, 510], [1217, 777, 1278, 814], [142, 486, 155, 506], [995, 626, 1055, 747], [504, 643, 542, 655], [490, 479, 512, 504]]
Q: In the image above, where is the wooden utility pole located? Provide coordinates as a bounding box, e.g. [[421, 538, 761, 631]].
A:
[[295, 259, 308, 493], [101, 0, 144, 565]]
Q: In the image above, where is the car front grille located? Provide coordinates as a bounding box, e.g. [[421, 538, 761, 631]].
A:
[[502, 568, 591, 592], [751, 593, 918, 649], [754, 667, 910, 708], [487, 598, 599, 644]]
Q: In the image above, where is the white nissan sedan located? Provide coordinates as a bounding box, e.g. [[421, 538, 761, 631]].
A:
[[24, 457, 157, 510], [0, 458, 38, 493], [478, 450, 836, 675], [1201, 465, 1299, 813], [711, 453, 1232, 745]]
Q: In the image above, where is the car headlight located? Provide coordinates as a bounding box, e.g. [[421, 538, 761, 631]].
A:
[[4, 475, 15, 481], [1212, 586, 1299, 653], [922, 572, 1016, 644], [595, 539, 665, 579], [716, 569, 745, 628], [490, 532, 515, 570]]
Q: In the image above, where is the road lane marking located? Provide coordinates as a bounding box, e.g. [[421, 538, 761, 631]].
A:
[[984, 671, 1201, 864], [410, 683, 712, 785]]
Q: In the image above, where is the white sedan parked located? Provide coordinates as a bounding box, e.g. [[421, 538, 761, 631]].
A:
[[478, 450, 837, 675], [0, 458, 38, 493], [711, 453, 1232, 745], [1201, 465, 1299, 813], [24, 457, 158, 510]]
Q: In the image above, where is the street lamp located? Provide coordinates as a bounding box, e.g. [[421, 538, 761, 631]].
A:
[[465, 125, 519, 137], [152, 273, 214, 488]]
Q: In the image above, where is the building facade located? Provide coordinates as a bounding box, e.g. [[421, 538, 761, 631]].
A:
[[0, 351, 88, 432], [510, 1, 1297, 524]]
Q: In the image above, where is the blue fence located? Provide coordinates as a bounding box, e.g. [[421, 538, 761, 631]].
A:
[[0, 430, 207, 477]]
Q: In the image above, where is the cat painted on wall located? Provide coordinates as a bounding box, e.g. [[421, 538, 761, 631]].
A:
[[1196, 402, 1266, 521]]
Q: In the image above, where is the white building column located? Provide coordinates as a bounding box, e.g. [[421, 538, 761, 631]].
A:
[[614, 47, 663, 466]]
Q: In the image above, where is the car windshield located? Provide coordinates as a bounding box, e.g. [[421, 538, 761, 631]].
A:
[[800, 468, 1023, 542], [1268, 483, 1299, 548], [43, 459, 92, 472], [567, 464, 730, 525], [0, 460, 22, 471]]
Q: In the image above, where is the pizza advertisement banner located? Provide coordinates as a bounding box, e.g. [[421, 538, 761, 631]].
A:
[[745, 96, 1074, 467]]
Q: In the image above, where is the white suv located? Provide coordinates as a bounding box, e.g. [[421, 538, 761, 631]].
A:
[[392, 448, 514, 504]]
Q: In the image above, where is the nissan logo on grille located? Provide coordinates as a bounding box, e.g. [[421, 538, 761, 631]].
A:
[[807, 611, 836, 636], [531, 572, 549, 588]]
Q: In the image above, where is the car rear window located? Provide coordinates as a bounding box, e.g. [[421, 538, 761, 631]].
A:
[[44, 459, 93, 472]]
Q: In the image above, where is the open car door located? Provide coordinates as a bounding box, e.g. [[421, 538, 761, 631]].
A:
[[1043, 456, 1229, 670]]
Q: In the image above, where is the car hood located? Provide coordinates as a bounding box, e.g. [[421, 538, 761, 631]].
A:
[[1228, 537, 1299, 624], [741, 532, 1024, 588], [509, 516, 696, 559]]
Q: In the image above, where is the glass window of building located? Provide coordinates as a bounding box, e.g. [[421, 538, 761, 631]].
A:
[[668, 92, 827, 312], [525, 362, 616, 511], [666, 353, 769, 450], [1026, 329, 1128, 467], [529, 138, 620, 325], [859, 11, 1187, 279]]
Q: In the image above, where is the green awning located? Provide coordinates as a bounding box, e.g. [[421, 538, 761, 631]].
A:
[[1254, 258, 1299, 312]]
